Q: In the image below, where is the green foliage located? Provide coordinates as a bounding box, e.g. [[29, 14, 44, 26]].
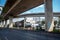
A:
[[41, 21, 45, 25], [0, 15, 4, 21], [3, 7, 9, 13], [54, 21, 57, 25], [53, 29, 60, 32]]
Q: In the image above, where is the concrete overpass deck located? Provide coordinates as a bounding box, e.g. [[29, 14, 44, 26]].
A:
[[18, 12, 60, 17], [2, 0, 44, 19]]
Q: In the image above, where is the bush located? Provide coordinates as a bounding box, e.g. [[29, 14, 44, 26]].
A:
[[53, 28, 60, 33]]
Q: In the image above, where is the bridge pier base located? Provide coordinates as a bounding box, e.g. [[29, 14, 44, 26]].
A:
[[4, 20, 8, 28], [0, 21, 2, 27], [1, 21, 5, 27], [0, 21, 1, 27], [9, 17, 13, 28], [57, 17, 60, 29], [44, 0, 54, 32], [24, 17, 26, 29]]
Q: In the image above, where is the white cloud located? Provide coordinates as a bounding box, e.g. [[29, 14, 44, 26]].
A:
[[36, 4, 44, 8], [24, 11, 31, 13], [39, 5, 44, 7], [21, 11, 31, 15]]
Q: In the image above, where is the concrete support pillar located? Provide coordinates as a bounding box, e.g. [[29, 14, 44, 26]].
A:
[[39, 17, 41, 24], [34, 17, 36, 30], [3, 20, 5, 27], [32, 17, 35, 30], [24, 17, 26, 29], [2, 21, 5, 27], [5, 20, 8, 28], [9, 17, 13, 28], [0, 21, 2, 27], [58, 17, 60, 28], [58, 17, 60, 22], [0, 21, 1, 27], [39, 17, 41, 29], [44, 0, 54, 32]]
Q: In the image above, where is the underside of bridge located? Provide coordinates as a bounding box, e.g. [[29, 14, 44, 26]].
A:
[[2, 0, 44, 19]]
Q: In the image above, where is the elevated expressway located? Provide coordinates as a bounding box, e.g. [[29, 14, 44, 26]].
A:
[[1, 0, 59, 32], [18, 13, 60, 17], [2, 0, 44, 19]]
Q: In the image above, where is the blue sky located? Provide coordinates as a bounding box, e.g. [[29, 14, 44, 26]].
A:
[[0, 0, 6, 14], [53, 0, 60, 12], [0, 0, 6, 6], [0, 0, 60, 14]]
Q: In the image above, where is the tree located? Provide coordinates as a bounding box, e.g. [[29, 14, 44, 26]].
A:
[[41, 21, 45, 25], [54, 21, 57, 25], [0, 15, 4, 21]]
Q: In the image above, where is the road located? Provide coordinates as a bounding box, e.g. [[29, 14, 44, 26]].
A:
[[0, 28, 60, 40]]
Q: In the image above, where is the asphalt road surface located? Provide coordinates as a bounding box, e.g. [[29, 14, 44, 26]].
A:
[[0, 28, 60, 40]]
